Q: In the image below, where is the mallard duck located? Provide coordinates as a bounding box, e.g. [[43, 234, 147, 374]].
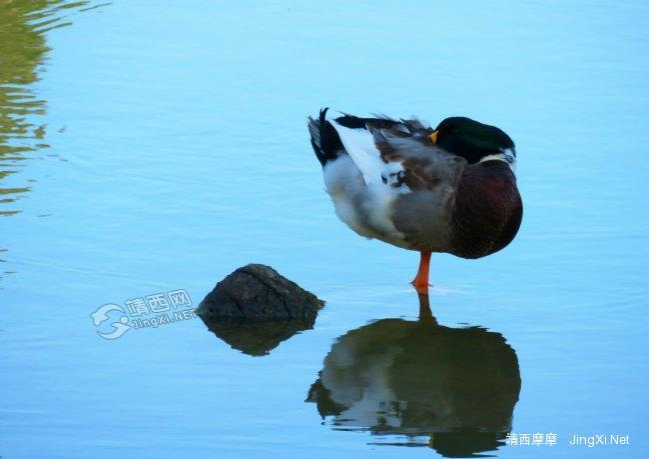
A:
[[307, 109, 522, 289]]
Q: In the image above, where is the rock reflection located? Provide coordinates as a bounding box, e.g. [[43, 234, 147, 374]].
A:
[[307, 294, 521, 458], [200, 316, 318, 357], [0, 0, 98, 216]]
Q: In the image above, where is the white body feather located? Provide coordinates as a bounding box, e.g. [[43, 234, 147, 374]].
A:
[[323, 122, 411, 248], [328, 121, 384, 185]]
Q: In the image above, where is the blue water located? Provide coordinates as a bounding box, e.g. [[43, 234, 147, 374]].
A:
[[1, 1, 648, 457]]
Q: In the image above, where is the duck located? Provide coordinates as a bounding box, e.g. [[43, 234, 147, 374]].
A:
[[307, 108, 522, 290]]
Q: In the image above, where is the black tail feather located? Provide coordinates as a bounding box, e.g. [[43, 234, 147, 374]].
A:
[[308, 107, 343, 166], [307, 109, 405, 167]]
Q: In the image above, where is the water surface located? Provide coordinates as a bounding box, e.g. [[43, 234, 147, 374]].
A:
[[1, 1, 648, 458]]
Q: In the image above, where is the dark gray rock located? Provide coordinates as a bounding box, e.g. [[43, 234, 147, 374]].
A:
[[197, 264, 325, 356], [197, 263, 324, 321]]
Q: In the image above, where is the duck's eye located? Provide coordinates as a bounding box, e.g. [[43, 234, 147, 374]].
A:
[[450, 127, 460, 134]]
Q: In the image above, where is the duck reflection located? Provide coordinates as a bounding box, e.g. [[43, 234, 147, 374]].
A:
[[307, 294, 521, 458]]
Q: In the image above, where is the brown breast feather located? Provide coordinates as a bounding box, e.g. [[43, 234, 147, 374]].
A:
[[451, 162, 523, 259]]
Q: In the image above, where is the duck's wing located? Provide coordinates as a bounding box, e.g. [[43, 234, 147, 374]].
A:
[[368, 123, 467, 192], [368, 125, 468, 251], [328, 115, 467, 201], [327, 116, 434, 186]]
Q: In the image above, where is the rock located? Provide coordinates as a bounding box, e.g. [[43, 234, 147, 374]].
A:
[[197, 263, 324, 321], [197, 264, 325, 356]]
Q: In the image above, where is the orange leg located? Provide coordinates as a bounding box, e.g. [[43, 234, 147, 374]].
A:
[[411, 251, 432, 292]]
